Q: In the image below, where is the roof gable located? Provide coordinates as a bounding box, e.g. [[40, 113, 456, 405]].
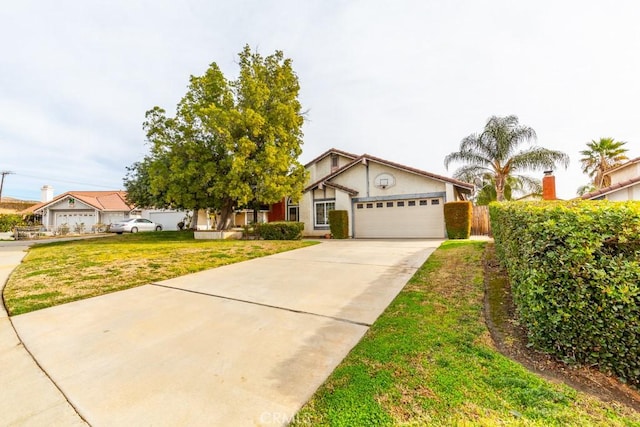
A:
[[581, 176, 640, 200], [27, 191, 134, 213], [304, 148, 359, 168], [305, 153, 474, 193], [603, 156, 640, 176]]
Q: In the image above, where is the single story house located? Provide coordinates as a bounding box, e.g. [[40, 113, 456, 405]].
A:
[[581, 156, 640, 201], [26, 189, 135, 232], [279, 148, 474, 238]]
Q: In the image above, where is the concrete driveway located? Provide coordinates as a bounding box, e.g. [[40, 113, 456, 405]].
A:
[[9, 239, 441, 426]]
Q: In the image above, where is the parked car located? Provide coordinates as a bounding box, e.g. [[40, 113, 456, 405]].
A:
[[109, 218, 163, 234]]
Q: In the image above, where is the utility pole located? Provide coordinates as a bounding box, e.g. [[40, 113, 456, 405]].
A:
[[0, 171, 14, 204]]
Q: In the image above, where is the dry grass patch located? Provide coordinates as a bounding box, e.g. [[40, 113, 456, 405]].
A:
[[4, 231, 314, 315]]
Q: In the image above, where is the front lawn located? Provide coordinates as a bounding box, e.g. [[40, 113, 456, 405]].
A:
[[292, 240, 639, 426], [3, 231, 314, 316]]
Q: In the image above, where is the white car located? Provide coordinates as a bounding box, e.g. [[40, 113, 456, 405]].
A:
[[109, 218, 163, 234]]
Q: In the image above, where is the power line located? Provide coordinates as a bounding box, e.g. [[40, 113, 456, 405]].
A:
[[14, 173, 120, 190], [0, 171, 15, 203]]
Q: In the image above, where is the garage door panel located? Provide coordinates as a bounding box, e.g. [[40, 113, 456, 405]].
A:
[[354, 198, 444, 238]]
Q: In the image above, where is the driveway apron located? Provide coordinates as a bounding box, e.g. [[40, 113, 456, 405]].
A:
[[10, 239, 441, 426], [0, 245, 87, 427]]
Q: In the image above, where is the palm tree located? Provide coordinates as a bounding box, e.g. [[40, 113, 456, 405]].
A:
[[475, 174, 542, 205], [579, 138, 628, 189], [445, 115, 569, 202]]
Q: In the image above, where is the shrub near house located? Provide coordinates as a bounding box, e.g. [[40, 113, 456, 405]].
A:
[[490, 201, 640, 387], [444, 201, 472, 239], [256, 222, 304, 240], [0, 214, 26, 232]]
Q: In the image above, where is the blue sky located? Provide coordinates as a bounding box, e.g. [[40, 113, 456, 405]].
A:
[[2, 0, 639, 201]]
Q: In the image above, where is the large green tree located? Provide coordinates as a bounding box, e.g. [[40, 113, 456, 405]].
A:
[[125, 45, 307, 229], [579, 137, 628, 189], [445, 115, 569, 202]]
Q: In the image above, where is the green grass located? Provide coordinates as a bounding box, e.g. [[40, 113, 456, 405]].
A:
[[4, 231, 315, 315], [291, 240, 640, 426]]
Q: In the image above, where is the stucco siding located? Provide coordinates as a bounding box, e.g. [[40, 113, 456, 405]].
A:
[[609, 164, 640, 184], [605, 184, 640, 201]]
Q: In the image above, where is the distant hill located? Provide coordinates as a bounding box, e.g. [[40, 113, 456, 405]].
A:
[[0, 197, 39, 213]]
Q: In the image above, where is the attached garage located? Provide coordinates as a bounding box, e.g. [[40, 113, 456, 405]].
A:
[[54, 211, 97, 230], [299, 149, 474, 238], [354, 197, 445, 238]]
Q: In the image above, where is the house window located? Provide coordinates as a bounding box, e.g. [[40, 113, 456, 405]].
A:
[[331, 154, 339, 168], [314, 201, 335, 227], [408, 200, 416, 207], [288, 206, 299, 222]]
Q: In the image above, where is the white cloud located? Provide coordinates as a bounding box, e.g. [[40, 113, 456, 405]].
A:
[[2, 0, 640, 201]]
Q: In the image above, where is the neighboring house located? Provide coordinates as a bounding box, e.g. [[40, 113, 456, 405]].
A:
[[140, 209, 189, 231], [581, 156, 640, 201], [287, 148, 473, 238], [515, 193, 542, 202], [25, 189, 135, 232]]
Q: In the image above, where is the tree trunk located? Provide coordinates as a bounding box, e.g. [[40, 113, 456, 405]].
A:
[[217, 199, 235, 230], [190, 211, 198, 229], [495, 175, 506, 202]]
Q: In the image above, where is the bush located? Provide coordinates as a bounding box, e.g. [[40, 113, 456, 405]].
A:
[[444, 201, 472, 239], [490, 201, 640, 386], [255, 221, 304, 240], [328, 210, 349, 239], [0, 214, 26, 232]]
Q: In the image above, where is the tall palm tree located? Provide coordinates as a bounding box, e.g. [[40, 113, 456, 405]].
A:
[[475, 174, 542, 205], [579, 138, 628, 189], [445, 115, 570, 202]]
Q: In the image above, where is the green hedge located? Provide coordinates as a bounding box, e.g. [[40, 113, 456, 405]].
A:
[[328, 210, 349, 239], [490, 201, 640, 386], [444, 201, 472, 239], [0, 214, 26, 232], [255, 221, 304, 240]]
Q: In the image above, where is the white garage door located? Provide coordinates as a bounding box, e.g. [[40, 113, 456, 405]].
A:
[[354, 198, 445, 238], [55, 212, 97, 229]]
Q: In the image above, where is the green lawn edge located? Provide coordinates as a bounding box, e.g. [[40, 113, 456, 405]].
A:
[[291, 240, 640, 427], [4, 231, 316, 315]]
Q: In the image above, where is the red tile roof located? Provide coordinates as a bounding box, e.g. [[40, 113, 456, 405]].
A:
[[24, 191, 134, 213], [580, 176, 640, 200], [303, 148, 359, 168]]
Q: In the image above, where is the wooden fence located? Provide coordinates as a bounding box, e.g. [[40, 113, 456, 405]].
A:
[[471, 205, 491, 236]]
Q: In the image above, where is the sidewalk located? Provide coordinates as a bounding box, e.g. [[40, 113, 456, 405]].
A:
[[0, 245, 86, 426]]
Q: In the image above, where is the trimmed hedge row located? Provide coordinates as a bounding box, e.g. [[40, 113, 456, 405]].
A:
[[255, 221, 304, 240], [444, 201, 472, 239], [490, 201, 640, 386], [329, 210, 349, 239]]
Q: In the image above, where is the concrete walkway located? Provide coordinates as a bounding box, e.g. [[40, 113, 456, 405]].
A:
[[4, 239, 441, 426], [0, 245, 87, 426]]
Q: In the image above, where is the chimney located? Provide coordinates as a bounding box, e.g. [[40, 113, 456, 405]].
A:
[[41, 185, 54, 203], [542, 171, 556, 200]]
